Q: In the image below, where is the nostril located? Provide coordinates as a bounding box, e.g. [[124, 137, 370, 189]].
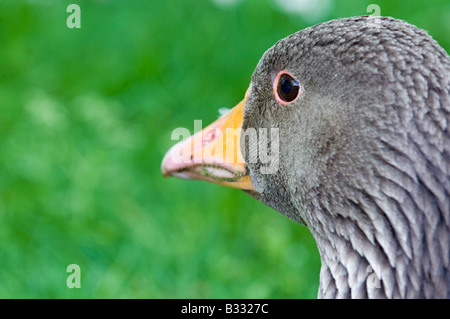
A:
[[202, 129, 218, 146]]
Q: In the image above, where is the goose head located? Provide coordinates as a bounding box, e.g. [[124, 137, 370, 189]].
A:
[[161, 16, 450, 298]]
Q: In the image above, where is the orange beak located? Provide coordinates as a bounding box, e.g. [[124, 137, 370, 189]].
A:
[[161, 88, 254, 191]]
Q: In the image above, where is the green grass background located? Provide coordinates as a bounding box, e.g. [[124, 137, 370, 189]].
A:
[[0, 0, 449, 298]]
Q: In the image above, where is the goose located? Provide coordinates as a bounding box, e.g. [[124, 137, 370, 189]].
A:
[[161, 16, 450, 299]]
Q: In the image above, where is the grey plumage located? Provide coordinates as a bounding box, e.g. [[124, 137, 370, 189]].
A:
[[242, 16, 450, 298]]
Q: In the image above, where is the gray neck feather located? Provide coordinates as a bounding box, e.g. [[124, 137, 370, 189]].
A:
[[246, 16, 450, 298]]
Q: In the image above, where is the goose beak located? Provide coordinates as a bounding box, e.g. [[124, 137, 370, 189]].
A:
[[161, 88, 254, 191]]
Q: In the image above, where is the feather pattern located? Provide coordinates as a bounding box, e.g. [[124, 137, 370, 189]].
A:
[[242, 16, 450, 298]]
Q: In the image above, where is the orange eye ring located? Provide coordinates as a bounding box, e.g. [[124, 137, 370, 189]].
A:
[[273, 70, 301, 105]]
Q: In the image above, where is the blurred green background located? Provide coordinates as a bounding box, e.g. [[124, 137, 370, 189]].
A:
[[0, 0, 448, 298]]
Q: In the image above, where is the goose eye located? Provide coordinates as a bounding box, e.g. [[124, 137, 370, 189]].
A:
[[274, 71, 300, 105]]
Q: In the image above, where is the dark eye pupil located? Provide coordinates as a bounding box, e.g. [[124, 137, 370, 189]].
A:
[[277, 74, 299, 102]]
